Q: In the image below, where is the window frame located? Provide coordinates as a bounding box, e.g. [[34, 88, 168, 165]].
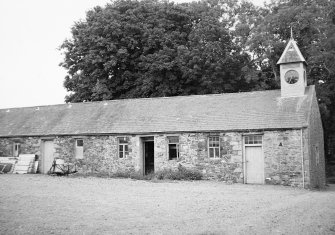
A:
[[208, 136, 220, 158], [118, 137, 129, 159], [167, 136, 180, 160], [244, 135, 263, 146]]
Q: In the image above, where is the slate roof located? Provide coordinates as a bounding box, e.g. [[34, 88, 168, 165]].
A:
[[277, 39, 306, 65], [0, 86, 315, 137]]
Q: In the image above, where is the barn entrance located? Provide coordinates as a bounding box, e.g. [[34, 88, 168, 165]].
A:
[[142, 137, 154, 175], [42, 140, 55, 174], [244, 135, 264, 184]]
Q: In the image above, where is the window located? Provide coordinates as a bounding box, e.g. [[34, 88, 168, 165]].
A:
[[244, 135, 262, 145], [13, 143, 20, 157], [208, 136, 220, 158], [118, 137, 129, 158], [75, 139, 84, 159], [168, 136, 179, 160]]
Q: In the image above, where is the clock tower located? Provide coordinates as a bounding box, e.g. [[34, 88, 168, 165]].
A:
[[277, 37, 307, 98]]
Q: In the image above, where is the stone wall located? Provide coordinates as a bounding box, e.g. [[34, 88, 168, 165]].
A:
[[263, 130, 304, 187], [155, 133, 244, 182], [0, 129, 311, 187], [52, 136, 138, 175], [0, 137, 41, 157], [0, 136, 138, 175], [308, 93, 326, 188]]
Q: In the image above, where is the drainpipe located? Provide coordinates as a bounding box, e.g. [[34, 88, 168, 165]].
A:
[[301, 129, 305, 188]]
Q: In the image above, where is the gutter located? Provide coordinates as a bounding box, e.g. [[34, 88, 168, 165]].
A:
[[0, 127, 309, 138]]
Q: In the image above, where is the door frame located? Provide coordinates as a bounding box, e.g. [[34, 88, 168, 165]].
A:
[[41, 139, 55, 174], [140, 136, 154, 175], [243, 135, 264, 184]]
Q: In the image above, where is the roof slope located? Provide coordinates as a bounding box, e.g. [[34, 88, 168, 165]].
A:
[[277, 39, 306, 65], [0, 86, 315, 137]]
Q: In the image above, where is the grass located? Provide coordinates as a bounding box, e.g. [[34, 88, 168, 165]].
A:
[[1, 175, 335, 235]]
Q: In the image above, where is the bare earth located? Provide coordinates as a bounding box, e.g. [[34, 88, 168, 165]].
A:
[[0, 175, 335, 235]]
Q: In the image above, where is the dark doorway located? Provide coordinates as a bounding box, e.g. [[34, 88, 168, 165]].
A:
[[144, 141, 154, 175]]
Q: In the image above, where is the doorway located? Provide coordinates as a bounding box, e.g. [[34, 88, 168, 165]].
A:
[[244, 135, 264, 184], [143, 137, 154, 175], [42, 140, 55, 174]]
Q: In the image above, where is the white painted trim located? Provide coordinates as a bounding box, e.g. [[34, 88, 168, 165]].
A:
[[208, 136, 220, 159], [75, 139, 84, 159], [117, 137, 129, 159], [301, 129, 305, 188], [243, 135, 265, 184], [140, 136, 155, 175]]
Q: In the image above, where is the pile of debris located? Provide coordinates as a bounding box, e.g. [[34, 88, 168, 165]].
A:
[[0, 154, 39, 174]]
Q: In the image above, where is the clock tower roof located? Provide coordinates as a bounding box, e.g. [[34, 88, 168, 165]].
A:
[[277, 38, 306, 65]]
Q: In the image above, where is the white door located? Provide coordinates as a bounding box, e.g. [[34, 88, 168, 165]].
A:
[[43, 141, 55, 174], [245, 146, 264, 184]]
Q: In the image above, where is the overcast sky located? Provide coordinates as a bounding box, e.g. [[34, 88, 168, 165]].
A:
[[0, 0, 267, 109]]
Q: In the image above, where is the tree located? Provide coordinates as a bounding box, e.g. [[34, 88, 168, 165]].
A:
[[59, 0, 249, 102], [234, 0, 335, 173]]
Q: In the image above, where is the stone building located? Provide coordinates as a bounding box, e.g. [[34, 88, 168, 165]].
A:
[[0, 38, 325, 188]]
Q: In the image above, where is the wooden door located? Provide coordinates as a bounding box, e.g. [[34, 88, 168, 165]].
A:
[[245, 146, 264, 184], [42, 141, 55, 174]]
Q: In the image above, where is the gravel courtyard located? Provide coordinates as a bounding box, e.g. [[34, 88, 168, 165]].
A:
[[0, 175, 334, 235]]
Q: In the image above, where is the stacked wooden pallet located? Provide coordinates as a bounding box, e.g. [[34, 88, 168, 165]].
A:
[[12, 154, 38, 174], [0, 157, 17, 173]]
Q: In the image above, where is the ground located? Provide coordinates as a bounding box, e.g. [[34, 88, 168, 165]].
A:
[[1, 175, 335, 235]]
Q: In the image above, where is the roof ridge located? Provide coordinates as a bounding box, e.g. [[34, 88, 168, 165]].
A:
[[0, 89, 281, 110]]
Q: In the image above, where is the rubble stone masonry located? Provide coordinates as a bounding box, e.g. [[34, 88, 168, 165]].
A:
[[0, 129, 310, 187]]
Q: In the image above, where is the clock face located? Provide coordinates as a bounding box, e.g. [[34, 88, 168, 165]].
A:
[[285, 70, 299, 84]]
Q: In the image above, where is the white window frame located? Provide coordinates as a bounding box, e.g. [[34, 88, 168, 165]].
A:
[[244, 135, 263, 146], [208, 136, 220, 158], [75, 139, 84, 159], [118, 137, 129, 159], [167, 136, 179, 160]]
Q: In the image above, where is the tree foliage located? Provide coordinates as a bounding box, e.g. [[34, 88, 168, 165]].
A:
[[234, 0, 335, 169], [60, 0, 249, 102], [60, 0, 335, 172]]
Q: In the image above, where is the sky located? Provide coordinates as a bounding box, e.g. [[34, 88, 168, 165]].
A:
[[0, 0, 267, 109]]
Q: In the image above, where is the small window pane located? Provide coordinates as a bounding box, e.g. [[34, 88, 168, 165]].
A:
[[77, 139, 83, 147], [209, 137, 220, 146], [245, 136, 262, 144], [209, 148, 214, 158], [125, 145, 128, 152], [119, 152, 123, 158], [215, 148, 219, 158]]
